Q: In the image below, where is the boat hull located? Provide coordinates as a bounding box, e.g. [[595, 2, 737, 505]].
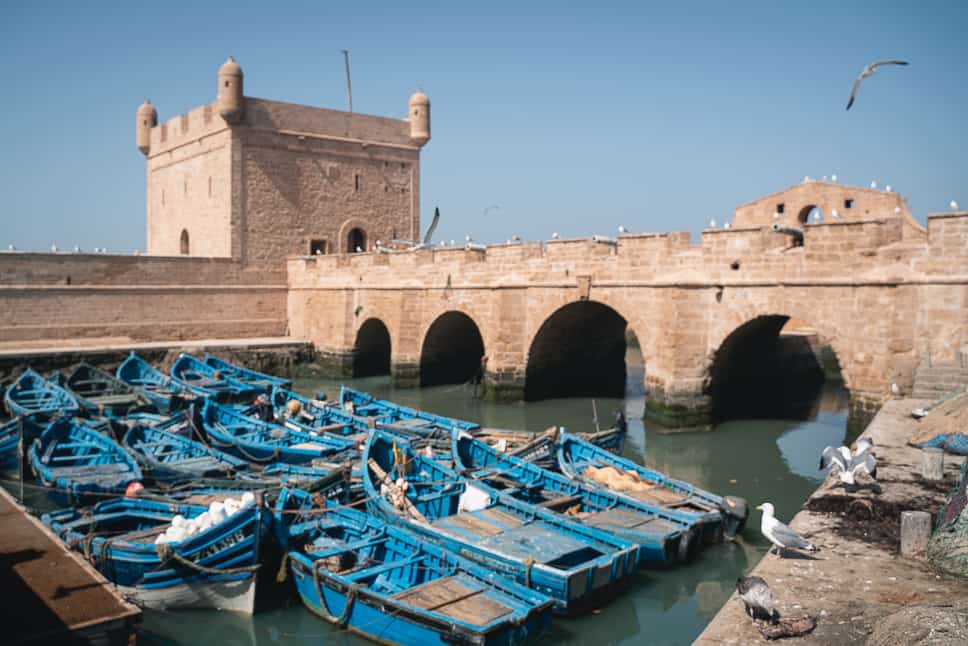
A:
[[116, 575, 256, 614], [290, 558, 551, 646]]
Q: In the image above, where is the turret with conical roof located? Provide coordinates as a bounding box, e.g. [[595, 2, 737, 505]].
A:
[[136, 99, 157, 155], [217, 56, 244, 123], [408, 90, 430, 146]]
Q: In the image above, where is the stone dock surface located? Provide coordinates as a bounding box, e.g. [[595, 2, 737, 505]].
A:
[[696, 399, 968, 645], [0, 487, 141, 644]]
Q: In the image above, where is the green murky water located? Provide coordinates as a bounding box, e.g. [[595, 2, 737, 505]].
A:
[[46, 350, 852, 645]]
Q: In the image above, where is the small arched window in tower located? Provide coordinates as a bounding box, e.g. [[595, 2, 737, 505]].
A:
[[348, 228, 366, 253], [180, 229, 190, 255]]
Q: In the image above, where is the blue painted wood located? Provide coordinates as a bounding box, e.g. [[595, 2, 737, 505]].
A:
[[340, 386, 480, 432], [28, 417, 142, 503], [362, 430, 639, 615], [203, 354, 292, 391], [42, 495, 266, 610], [453, 431, 700, 564], [122, 415, 248, 484], [275, 488, 555, 646], [270, 387, 364, 434], [117, 352, 195, 413], [5, 368, 81, 419], [556, 430, 749, 538], [199, 399, 356, 465], [170, 353, 264, 402], [63, 362, 155, 418]]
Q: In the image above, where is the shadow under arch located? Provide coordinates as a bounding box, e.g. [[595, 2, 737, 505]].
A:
[[706, 315, 844, 424], [420, 311, 485, 387], [353, 318, 391, 377], [525, 300, 629, 401]]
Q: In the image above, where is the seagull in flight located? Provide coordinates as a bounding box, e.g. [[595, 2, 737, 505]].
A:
[[846, 60, 909, 110]]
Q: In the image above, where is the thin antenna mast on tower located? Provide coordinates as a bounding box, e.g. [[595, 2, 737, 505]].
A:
[[342, 49, 353, 113]]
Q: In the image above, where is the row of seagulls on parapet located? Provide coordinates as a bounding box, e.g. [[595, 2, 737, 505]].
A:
[[846, 60, 909, 110]]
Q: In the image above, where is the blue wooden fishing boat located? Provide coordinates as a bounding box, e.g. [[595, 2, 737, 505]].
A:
[[28, 417, 143, 503], [64, 362, 155, 418], [556, 430, 749, 538], [204, 354, 292, 390], [117, 352, 195, 413], [4, 368, 81, 419], [170, 353, 264, 401], [0, 417, 21, 477], [271, 387, 367, 433], [363, 431, 639, 615], [340, 386, 480, 432], [43, 494, 267, 613], [275, 487, 555, 646], [453, 431, 702, 562], [199, 399, 356, 465], [122, 419, 248, 484]]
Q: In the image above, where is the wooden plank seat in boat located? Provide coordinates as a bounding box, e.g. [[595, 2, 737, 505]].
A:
[[344, 555, 423, 582], [433, 512, 506, 538], [53, 462, 134, 476], [394, 575, 513, 625], [477, 507, 524, 528], [84, 394, 141, 406], [476, 523, 597, 565], [536, 494, 583, 511], [306, 535, 386, 557], [581, 508, 675, 533]]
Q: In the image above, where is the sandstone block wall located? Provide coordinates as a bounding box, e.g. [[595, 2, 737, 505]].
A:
[[288, 212, 968, 428], [0, 253, 286, 345]]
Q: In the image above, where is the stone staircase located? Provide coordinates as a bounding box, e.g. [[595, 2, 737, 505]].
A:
[[912, 360, 968, 401]]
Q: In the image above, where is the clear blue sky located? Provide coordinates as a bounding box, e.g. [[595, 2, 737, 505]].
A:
[[2, 1, 965, 251]]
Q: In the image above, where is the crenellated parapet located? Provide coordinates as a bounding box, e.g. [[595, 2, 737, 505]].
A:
[[287, 207, 968, 432]]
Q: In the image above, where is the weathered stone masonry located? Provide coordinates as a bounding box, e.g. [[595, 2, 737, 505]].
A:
[[287, 195, 968, 432]]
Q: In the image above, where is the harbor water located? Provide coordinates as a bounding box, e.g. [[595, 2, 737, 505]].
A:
[[125, 348, 850, 646]]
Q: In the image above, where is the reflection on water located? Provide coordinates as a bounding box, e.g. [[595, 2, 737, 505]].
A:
[[138, 347, 848, 646]]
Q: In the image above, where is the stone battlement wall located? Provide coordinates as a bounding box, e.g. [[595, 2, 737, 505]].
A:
[[287, 212, 968, 430], [0, 253, 286, 345], [289, 215, 966, 289]]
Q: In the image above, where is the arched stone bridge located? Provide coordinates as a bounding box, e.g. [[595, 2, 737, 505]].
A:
[[288, 182, 968, 431]]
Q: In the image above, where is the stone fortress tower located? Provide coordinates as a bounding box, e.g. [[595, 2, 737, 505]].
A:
[[137, 57, 431, 271]]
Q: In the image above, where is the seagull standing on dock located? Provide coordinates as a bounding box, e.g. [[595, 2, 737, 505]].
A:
[[736, 576, 779, 624], [846, 60, 909, 110], [757, 503, 818, 556], [819, 438, 877, 486]]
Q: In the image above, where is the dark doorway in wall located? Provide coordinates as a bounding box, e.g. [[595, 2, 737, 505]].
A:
[[180, 229, 190, 255], [420, 312, 485, 387], [525, 301, 628, 401], [309, 239, 328, 255], [353, 318, 391, 377], [705, 315, 839, 423], [348, 228, 367, 253]]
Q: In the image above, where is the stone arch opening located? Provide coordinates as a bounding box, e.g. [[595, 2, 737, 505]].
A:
[[798, 205, 825, 225], [179, 229, 189, 255], [706, 315, 844, 423], [347, 228, 367, 253], [353, 318, 391, 378], [420, 311, 485, 387], [525, 301, 628, 401]]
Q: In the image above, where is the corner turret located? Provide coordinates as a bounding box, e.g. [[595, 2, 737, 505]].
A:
[[408, 90, 430, 146], [136, 99, 157, 156], [217, 56, 244, 124]]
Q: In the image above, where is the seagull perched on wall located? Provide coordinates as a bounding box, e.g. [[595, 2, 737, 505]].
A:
[[819, 438, 877, 486], [736, 576, 779, 624], [846, 60, 909, 110], [757, 502, 818, 556], [951, 200, 961, 210]]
